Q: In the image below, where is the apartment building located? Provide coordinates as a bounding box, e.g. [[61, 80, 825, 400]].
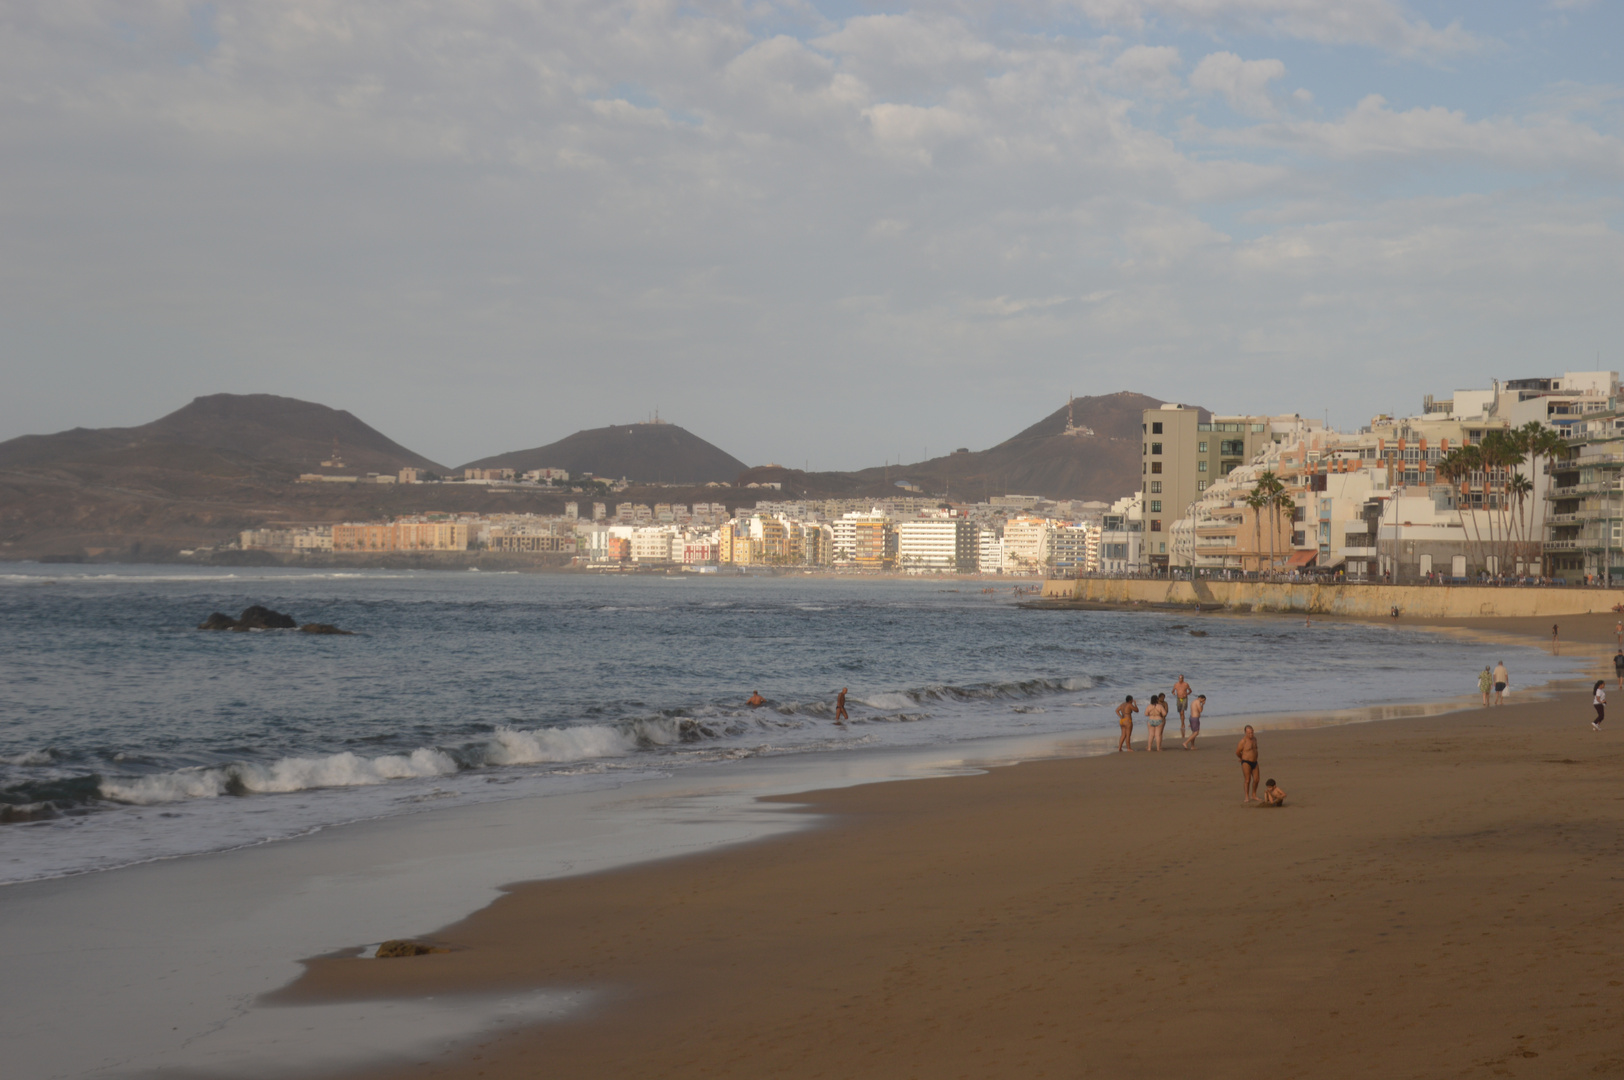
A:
[[1000, 516, 1052, 572], [1546, 406, 1624, 581], [1049, 524, 1097, 575], [896, 520, 977, 573], [332, 521, 470, 552], [1139, 406, 1318, 570], [463, 468, 515, 482]]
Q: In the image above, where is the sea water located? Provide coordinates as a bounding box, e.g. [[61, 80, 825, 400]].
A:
[[0, 565, 1582, 883]]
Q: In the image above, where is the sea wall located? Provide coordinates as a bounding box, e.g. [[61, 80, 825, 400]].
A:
[[1040, 577, 1624, 618]]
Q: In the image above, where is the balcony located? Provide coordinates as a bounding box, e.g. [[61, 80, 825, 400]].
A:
[[1548, 480, 1624, 498], [1341, 545, 1378, 557]]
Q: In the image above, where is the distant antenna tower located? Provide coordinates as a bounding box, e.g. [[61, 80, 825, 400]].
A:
[[1063, 393, 1095, 438]]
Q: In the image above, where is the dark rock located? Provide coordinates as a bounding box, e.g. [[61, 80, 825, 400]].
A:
[[236, 605, 297, 630], [299, 623, 352, 635], [375, 939, 441, 958], [197, 606, 300, 631]]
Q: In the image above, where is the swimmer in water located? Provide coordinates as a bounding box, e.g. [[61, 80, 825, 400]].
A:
[[835, 687, 849, 724], [747, 691, 766, 707]]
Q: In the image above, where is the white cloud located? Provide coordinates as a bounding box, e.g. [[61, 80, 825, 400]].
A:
[[1211, 94, 1624, 178], [1061, 0, 1484, 58], [0, 1, 1618, 468], [1189, 51, 1286, 117]]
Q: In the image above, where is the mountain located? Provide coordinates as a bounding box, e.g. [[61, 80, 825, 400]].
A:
[[462, 421, 748, 485], [0, 393, 447, 478], [737, 392, 1169, 503]]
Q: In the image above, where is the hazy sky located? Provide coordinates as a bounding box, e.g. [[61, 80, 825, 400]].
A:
[[3, 1, 1622, 470]]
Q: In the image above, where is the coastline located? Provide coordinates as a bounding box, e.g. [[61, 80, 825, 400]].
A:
[[263, 612, 1623, 1080]]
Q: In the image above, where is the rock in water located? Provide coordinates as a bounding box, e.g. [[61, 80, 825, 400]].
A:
[[197, 606, 307, 631], [235, 605, 298, 630], [375, 939, 440, 958], [299, 623, 352, 635]]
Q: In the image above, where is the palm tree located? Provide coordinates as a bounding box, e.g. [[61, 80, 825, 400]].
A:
[[1454, 443, 1486, 573], [1272, 488, 1297, 571], [1245, 486, 1268, 575], [1509, 473, 1534, 570], [1254, 471, 1286, 573]]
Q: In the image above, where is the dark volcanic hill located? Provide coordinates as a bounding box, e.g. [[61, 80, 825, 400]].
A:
[[462, 422, 747, 485], [0, 393, 446, 478], [737, 392, 1173, 503]]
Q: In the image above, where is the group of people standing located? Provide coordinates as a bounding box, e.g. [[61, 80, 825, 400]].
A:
[[1115, 678, 1285, 805], [1114, 674, 1206, 753]]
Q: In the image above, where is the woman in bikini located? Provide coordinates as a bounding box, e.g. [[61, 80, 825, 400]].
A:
[[1116, 695, 1138, 752], [1147, 693, 1168, 751]]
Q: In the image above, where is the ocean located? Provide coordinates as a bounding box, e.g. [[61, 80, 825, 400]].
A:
[[0, 565, 1581, 884]]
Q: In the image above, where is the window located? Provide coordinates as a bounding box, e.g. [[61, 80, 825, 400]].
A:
[[1150, 481, 1162, 493], [1152, 421, 1163, 434], [1151, 462, 1162, 474], [1220, 439, 1244, 456], [1197, 423, 1212, 432], [1150, 520, 1162, 532], [1251, 424, 1266, 432], [1158, 542, 1166, 553], [1198, 441, 1208, 453], [1150, 500, 1162, 513], [1197, 461, 1208, 472], [1151, 443, 1162, 455], [1197, 480, 1207, 491]]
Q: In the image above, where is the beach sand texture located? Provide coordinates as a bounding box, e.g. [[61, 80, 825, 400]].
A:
[[283, 614, 1624, 1079]]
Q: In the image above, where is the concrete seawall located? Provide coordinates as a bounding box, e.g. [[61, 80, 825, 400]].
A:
[[1040, 577, 1624, 619]]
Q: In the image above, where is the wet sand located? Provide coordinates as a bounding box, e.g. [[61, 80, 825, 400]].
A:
[[283, 613, 1624, 1079]]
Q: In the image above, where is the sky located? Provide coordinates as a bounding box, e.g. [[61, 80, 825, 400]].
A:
[[2, 1, 1622, 471]]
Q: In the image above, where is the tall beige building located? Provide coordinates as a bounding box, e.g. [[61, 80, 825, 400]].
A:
[[1140, 405, 1316, 570]]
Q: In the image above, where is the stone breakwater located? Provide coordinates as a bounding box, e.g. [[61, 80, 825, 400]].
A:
[[1040, 577, 1624, 618]]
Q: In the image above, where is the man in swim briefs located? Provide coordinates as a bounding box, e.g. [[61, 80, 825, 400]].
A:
[[1172, 674, 1192, 737], [1262, 779, 1285, 806], [1236, 724, 1260, 802], [1182, 694, 1205, 750], [835, 687, 849, 724], [1116, 695, 1137, 752], [1492, 661, 1508, 705]]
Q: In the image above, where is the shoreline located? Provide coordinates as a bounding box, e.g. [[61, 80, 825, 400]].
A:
[[1, 608, 1608, 1078], [266, 612, 1624, 1080]]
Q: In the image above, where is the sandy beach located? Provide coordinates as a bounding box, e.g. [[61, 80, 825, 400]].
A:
[[269, 611, 1624, 1079]]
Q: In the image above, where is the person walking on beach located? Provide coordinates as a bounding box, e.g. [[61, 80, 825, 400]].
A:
[[1183, 694, 1206, 750], [1552, 624, 1560, 654], [1116, 695, 1138, 752], [1614, 652, 1624, 692], [1147, 694, 1168, 751], [1172, 674, 1192, 737], [834, 687, 849, 724], [1492, 661, 1509, 705], [1478, 665, 1493, 706], [1236, 725, 1260, 803], [1593, 680, 1606, 731]]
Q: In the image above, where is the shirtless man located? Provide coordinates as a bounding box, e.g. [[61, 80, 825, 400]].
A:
[[1236, 725, 1260, 803], [1182, 694, 1206, 750], [1492, 661, 1509, 705], [747, 691, 766, 707], [1261, 779, 1286, 806], [1172, 674, 1192, 738], [1116, 695, 1138, 752], [834, 687, 849, 724]]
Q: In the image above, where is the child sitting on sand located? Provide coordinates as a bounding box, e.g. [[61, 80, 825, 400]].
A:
[[1261, 779, 1286, 806]]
